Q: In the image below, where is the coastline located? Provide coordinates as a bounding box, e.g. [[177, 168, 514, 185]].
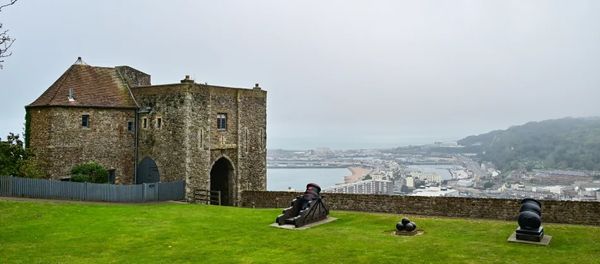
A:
[[344, 167, 371, 184]]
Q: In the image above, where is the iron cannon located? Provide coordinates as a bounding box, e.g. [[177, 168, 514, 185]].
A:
[[275, 183, 330, 228], [515, 198, 544, 242]]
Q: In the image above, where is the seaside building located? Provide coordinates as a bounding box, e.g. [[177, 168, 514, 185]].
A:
[[411, 171, 442, 184], [325, 179, 393, 195], [405, 176, 415, 188], [410, 186, 458, 197]]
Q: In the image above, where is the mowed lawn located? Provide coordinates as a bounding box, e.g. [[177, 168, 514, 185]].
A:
[[1, 199, 600, 263]]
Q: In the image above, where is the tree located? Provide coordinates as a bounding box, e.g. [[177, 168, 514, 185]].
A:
[[70, 162, 109, 183], [483, 181, 494, 189], [0, 132, 44, 178], [0, 0, 17, 69], [0, 132, 25, 175], [458, 117, 600, 171]]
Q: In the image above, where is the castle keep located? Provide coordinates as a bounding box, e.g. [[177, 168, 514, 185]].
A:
[[26, 59, 267, 205]]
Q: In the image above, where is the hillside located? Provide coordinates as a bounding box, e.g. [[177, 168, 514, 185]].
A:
[[458, 117, 600, 171], [1, 199, 600, 263]]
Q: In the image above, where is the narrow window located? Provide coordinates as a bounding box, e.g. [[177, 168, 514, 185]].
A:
[[260, 128, 266, 151], [156, 117, 162, 129], [244, 127, 249, 154], [200, 129, 204, 149], [217, 113, 227, 130], [127, 121, 134, 132], [142, 117, 148, 129], [82, 115, 89, 128]]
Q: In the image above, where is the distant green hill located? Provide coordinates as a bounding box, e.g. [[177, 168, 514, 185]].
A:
[[458, 117, 600, 171]]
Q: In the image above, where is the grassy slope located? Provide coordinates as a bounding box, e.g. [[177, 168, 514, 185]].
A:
[[1, 200, 599, 264]]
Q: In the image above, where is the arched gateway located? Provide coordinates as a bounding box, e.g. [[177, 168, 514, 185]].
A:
[[210, 157, 235, 206], [137, 157, 160, 184]]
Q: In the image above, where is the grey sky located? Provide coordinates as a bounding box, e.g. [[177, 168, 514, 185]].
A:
[[1, 0, 599, 149]]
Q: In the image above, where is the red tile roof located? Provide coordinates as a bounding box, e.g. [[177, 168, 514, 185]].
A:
[[28, 64, 137, 108]]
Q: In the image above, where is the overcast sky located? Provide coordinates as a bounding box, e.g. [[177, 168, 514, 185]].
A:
[[1, 0, 599, 149]]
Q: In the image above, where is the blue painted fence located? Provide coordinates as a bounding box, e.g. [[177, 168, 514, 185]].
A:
[[0, 176, 185, 202]]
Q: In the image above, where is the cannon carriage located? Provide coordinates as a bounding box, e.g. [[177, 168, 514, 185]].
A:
[[275, 183, 330, 228]]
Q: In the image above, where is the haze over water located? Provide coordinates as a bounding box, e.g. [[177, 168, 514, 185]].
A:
[[267, 168, 349, 191]]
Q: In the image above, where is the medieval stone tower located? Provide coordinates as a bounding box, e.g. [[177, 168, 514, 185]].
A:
[[26, 59, 267, 205]]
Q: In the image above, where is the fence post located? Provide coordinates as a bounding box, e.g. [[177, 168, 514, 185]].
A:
[[142, 183, 146, 202], [218, 190, 221, 206], [9, 176, 14, 197], [84, 182, 88, 201], [156, 183, 160, 201]]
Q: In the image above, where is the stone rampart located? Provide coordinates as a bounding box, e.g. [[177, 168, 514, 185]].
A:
[[241, 191, 600, 226]]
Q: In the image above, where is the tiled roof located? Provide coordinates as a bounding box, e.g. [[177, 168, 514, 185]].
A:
[[28, 64, 137, 108]]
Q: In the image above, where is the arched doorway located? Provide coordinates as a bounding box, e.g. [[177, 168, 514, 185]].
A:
[[210, 157, 234, 206], [137, 157, 160, 184]]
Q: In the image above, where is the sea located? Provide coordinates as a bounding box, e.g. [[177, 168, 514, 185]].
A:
[[267, 168, 349, 191]]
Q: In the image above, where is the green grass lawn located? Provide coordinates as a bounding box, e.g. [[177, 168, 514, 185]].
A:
[[1, 199, 599, 264]]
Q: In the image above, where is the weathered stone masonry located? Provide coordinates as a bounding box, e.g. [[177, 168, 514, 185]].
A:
[[27, 106, 135, 182], [241, 191, 600, 226], [133, 81, 267, 205], [26, 61, 267, 205]]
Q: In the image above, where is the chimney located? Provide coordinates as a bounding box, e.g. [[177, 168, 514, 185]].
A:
[[68, 88, 76, 102], [74, 57, 85, 65], [253, 83, 261, 90], [181, 75, 195, 84]]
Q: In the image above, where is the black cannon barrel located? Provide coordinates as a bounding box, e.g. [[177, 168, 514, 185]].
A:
[[306, 183, 321, 194], [518, 198, 542, 230], [515, 198, 544, 242]]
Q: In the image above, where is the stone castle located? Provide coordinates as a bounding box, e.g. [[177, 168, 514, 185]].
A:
[[25, 58, 267, 205]]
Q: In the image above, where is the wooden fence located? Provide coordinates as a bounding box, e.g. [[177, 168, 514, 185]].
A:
[[0, 176, 185, 203]]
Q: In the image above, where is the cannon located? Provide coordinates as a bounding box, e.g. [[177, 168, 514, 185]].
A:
[[515, 198, 544, 242], [276, 183, 330, 228]]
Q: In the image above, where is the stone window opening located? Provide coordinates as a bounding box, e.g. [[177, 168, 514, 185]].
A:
[[200, 129, 204, 149], [81, 114, 90, 128], [259, 128, 266, 151], [217, 113, 227, 130], [142, 117, 148, 129], [127, 121, 134, 132], [156, 117, 162, 129], [243, 127, 249, 154]]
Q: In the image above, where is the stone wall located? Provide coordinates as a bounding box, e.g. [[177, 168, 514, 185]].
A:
[[234, 88, 268, 199], [134, 84, 199, 184], [241, 191, 600, 226], [133, 82, 267, 205], [27, 107, 135, 183], [116, 66, 151, 87]]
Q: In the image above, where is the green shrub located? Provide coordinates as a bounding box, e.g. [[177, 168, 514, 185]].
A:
[[70, 161, 109, 183], [17, 158, 45, 179], [483, 181, 494, 189]]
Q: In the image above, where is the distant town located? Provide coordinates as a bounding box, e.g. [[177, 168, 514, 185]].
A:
[[268, 142, 600, 201]]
